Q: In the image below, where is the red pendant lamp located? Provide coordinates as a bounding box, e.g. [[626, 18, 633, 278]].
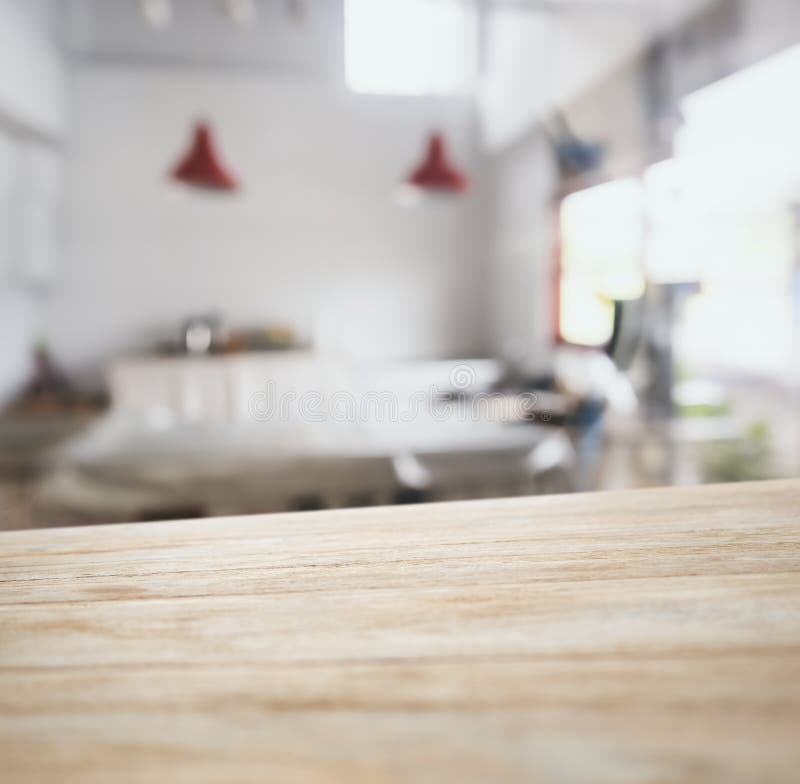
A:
[[170, 121, 239, 192], [406, 131, 469, 193]]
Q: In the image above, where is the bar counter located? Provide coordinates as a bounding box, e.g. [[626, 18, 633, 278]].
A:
[[1, 480, 799, 782]]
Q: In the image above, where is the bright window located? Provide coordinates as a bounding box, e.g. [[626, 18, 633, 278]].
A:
[[645, 44, 800, 379], [558, 178, 645, 347], [344, 0, 477, 95]]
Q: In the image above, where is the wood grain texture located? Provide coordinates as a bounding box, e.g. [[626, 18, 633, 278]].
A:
[[1, 479, 799, 783]]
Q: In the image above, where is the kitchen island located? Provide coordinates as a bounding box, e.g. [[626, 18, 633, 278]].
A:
[[1, 479, 799, 782]]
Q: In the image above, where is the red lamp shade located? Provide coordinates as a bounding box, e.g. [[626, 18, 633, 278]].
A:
[[406, 132, 469, 193], [170, 122, 239, 191]]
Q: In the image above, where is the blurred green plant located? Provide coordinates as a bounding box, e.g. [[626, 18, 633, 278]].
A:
[[679, 400, 729, 419], [701, 420, 773, 483]]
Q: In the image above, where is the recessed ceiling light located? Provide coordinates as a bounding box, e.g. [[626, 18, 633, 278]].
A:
[[140, 0, 173, 30], [223, 0, 259, 28]]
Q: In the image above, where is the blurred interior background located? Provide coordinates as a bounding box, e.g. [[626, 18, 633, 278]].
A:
[[1, 0, 799, 529]]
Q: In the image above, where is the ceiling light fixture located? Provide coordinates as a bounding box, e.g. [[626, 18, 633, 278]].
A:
[[169, 121, 240, 192], [405, 131, 469, 194]]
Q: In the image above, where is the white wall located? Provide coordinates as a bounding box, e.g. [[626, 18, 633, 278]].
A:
[[43, 67, 486, 379], [485, 130, 556, 366], [0, 0, 64, 403], [0, 0, 65, 137]]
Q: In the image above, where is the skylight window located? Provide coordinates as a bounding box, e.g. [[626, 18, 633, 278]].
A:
[[344, 0, 477, 96]]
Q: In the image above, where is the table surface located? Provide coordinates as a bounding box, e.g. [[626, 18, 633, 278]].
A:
[[1, 479, 799, 783]]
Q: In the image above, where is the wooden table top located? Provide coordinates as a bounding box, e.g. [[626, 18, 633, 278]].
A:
[[1, 479, 799, 783]]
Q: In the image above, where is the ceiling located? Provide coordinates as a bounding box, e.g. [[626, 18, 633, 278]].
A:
[[63, 0, 718, 72], [64, 0, 342, 77], [478, 0, 721, 148], [59, 0, 722, 152]]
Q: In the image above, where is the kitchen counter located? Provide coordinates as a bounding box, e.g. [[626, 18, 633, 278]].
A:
[[1, 479, 799, 782]]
